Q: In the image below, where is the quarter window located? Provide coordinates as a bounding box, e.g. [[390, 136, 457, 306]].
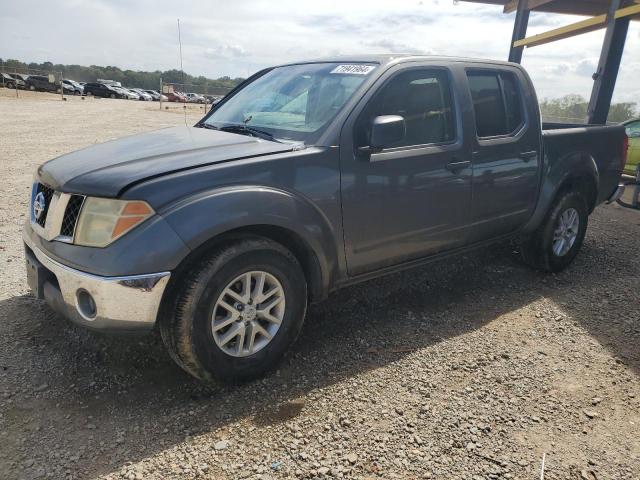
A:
[[356, 69, 456, 149], [467, 71, 524, 138]]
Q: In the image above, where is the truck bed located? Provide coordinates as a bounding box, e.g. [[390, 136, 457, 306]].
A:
[[541, 122, 626, 206]]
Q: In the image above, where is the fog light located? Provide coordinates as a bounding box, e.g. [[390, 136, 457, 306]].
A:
[[76, 289, 97, 320]]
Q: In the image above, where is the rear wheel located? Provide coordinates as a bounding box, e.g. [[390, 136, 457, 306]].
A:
[[160, 238, 308, 383], [520, 190, 588, 272], [110, 93, 116, 99]]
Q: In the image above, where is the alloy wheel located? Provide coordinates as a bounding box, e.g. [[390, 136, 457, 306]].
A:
[[211, 271, 285, 357], [552, 207, 580, 257]]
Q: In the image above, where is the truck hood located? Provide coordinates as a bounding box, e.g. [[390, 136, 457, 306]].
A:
[[38, 126, 296, 197]]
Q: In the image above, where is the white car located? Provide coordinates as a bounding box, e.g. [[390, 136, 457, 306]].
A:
[[143, 90, 169, 102], [111, 86, 139, 100], [130, 88, 153, 101], [186, 92, 206, 104]]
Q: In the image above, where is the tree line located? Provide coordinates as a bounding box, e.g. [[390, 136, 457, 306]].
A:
[[0, 58, 244, 94], [2, 59, 637, 122], [540, 94, 637, 124]]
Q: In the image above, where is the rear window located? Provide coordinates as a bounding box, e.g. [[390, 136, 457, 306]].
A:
[[467, 70, 524, 138]]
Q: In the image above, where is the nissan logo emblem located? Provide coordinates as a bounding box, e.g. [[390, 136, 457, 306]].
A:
[[33, 192, 46, 221]]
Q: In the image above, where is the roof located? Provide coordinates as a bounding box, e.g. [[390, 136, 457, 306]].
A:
[[463, 0, 640, 18], [282, 54, 518, 68]]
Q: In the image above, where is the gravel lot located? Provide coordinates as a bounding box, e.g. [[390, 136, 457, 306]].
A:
[[1, 89, 639, 480]]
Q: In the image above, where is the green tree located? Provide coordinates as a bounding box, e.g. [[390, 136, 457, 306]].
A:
[[540, 94, 637, 124]]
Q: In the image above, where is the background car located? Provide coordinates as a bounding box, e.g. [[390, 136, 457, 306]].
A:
[[1, 73, 27, 89], [61, 82, 76, 95], [62, 79, 84, 95], [165, 91, 187, 102], [83, 82, 123, 98], [185, 92, 206, 103], [143, 89, 161, 101], [25, 75, 60, 93], [129, 88, 153, 101], [204, 94, 223, 105], [623, 118, 640, 177], [110, 86, 139, 100]]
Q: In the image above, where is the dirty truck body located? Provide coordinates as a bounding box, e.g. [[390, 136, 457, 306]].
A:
[[24, 55, 626, 381]]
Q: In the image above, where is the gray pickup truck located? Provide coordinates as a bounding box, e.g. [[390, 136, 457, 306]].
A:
[[24, 55, 627, 382]]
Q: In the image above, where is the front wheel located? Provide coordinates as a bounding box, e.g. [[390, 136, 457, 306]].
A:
[[160, 238, 308, 383], [520, 190, 588, 272]]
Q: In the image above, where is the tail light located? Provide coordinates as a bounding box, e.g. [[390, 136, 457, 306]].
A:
[[622, 134, 629, 170]]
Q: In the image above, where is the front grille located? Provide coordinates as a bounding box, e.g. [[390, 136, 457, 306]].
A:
[[35, 183, 55, 227], [60, 195, 85, 237]]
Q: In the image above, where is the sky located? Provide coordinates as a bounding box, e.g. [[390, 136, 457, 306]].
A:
[[1, 0, 639, 103]]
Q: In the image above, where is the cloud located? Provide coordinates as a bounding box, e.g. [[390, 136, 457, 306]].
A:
[[575, 59, 598, 77], [0, 0, 638, 102], [205, 44, 250, 60], [363, 39, 432, 55]]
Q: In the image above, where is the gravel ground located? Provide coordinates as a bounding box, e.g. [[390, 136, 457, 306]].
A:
[[1, 89, 639, 480]]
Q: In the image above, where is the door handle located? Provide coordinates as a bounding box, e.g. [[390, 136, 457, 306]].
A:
[[445, 160, 471, 173], [520, 151, 538, 162]]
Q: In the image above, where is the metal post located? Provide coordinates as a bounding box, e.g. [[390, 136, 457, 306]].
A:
[[587, 0, 630, 124], [508, 0, 530, 63], [159, 77, 163, 110], [60, 72, 64, 101]]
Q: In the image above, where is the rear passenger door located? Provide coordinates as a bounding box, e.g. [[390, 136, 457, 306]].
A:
[[464, 67, 541, 242]]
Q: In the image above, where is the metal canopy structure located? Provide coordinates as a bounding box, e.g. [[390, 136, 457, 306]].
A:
[[462, 0, 640, 123]]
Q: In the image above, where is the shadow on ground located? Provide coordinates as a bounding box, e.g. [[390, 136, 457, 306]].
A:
[[0, 209, 638, 478]]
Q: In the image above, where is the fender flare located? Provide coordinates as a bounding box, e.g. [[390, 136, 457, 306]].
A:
[[160, 185, 340, 299], [523, 151, 599, 234]]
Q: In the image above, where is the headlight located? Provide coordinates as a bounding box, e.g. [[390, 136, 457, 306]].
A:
[[75, 198, 154, 247]]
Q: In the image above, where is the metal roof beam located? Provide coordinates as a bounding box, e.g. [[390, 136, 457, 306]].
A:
[[513, 3, 640, 48], [503, 0, 556, 14]]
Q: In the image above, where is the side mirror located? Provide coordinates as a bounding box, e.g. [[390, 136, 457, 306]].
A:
[[360, 115, 406, 155]]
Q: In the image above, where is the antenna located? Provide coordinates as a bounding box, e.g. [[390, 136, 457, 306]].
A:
[[177, 18, 187, 126]]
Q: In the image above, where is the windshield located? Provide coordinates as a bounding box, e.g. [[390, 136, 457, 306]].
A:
[[202, 62, 376, 143]]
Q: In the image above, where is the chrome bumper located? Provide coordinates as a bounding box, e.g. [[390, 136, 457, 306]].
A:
[[23, 232, 170, 331], [606, 183, 625, 204]]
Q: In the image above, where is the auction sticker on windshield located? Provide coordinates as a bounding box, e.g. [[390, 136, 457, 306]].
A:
[[330, 64, 376, 75]]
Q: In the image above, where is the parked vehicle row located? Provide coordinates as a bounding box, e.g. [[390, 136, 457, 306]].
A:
[[1, 73, 28, 89], [0, 75, 214, 103]]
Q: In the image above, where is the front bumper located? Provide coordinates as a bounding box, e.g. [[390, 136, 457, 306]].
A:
[[24, 232, 170, 331]]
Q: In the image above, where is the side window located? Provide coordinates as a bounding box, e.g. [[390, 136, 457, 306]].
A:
[[467, 70, 524, 138], [501, 73, 524, 132], [356, 69, 456, 149]]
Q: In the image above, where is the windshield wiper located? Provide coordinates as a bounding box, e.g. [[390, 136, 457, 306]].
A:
[[198, 123, 219, 130], [218, 124, 281, 143]]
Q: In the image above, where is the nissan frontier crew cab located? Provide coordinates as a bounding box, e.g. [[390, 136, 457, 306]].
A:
[[24, 55, 628, 382]]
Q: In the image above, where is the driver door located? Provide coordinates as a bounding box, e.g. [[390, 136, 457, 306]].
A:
[[340, 65, 472, 276]]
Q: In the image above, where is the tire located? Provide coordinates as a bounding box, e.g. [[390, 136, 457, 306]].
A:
[[520, 190, 588, 272], [29, 85, 36, 91], [160, 238, 308, 383], [110, 93, 115, 99], [6, 82, 15, 89]]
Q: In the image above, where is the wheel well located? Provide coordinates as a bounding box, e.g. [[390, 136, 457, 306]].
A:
[[558, 175, 598, 213], [163, 225, 326, 312]]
